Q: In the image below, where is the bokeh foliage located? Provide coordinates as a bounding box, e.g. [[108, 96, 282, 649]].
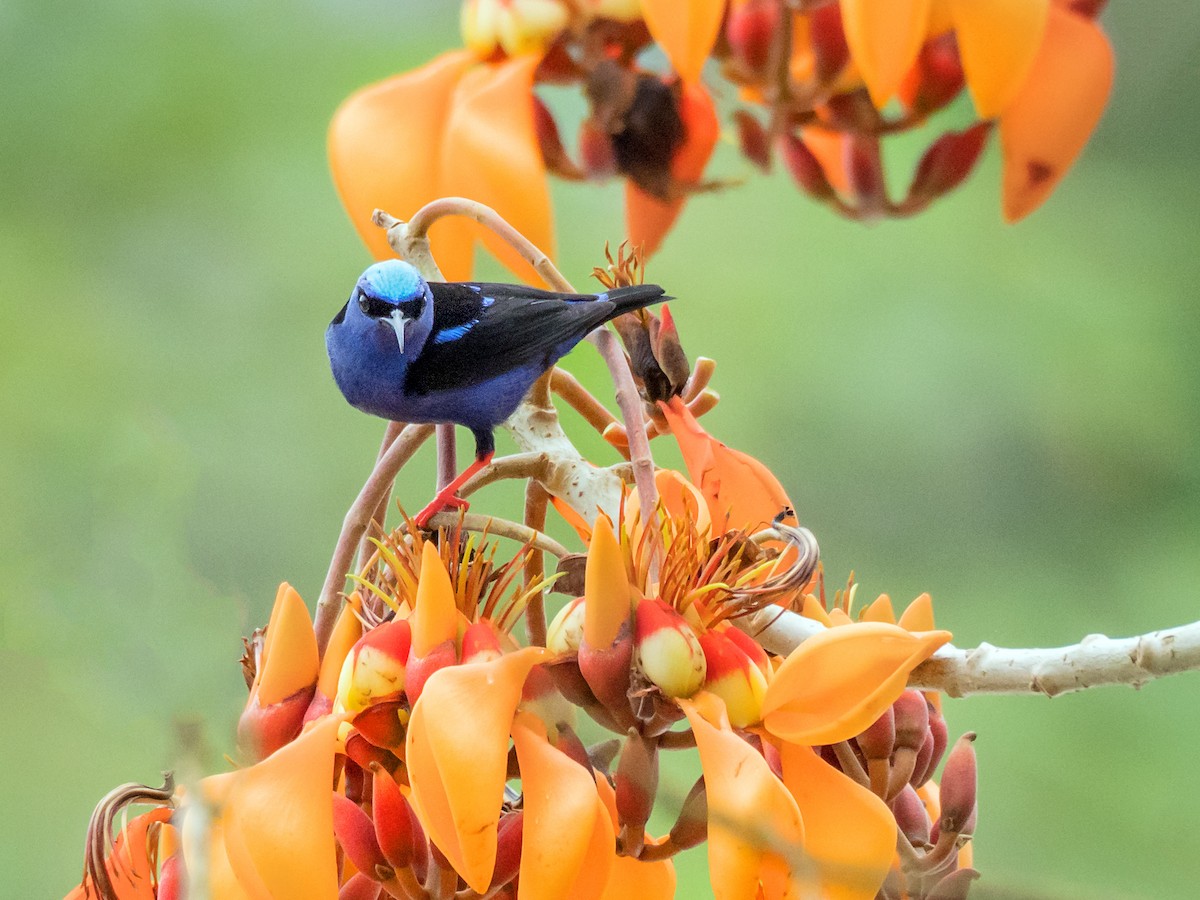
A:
[[2, 1, 1198, 897]]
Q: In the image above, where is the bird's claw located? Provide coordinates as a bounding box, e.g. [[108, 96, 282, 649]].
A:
[[414, 492, 470, 530]]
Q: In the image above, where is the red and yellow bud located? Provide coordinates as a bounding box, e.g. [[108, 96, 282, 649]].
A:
[[547, 596, 587, 656], [307, 593, 364, 723], [336, 618, 413, 713], [461, 0, 570, 59], [461, 620, 503, 664], [238, 583, 320, 761], [634, 598, 706, 698], [697, 629, 767, 728]]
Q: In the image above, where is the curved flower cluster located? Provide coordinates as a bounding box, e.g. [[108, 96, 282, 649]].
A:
[[330, 0, 1113, 281], [69, 456, 978, 900]]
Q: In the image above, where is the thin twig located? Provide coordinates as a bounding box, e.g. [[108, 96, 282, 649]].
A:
[[459, 452, 553, 498], [550, 368, 621, 436], [315, 423, 435, 656], [524, 481, 551, 646], [419, 512, 572, 560], [436, 424, 457, 492], [357, 421, 406, 575]]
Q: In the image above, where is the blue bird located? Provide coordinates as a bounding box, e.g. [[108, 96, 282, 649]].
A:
[[327, 259, 669, 526]]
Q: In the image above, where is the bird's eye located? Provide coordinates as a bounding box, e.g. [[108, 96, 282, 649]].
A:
[[357, 291, 397, 319], [357, 292, 370, 315]]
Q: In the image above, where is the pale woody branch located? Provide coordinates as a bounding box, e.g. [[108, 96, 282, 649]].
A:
[[738, 606, 1200, 697]]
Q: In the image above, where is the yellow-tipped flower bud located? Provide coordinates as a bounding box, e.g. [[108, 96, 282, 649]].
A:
[[697, 629, 767, 728], [335, 619, 412, 713], [634, 599, 706, 699], [546, 596, 586, 656]]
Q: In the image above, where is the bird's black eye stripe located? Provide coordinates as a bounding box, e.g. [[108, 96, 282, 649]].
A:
[[357, 290, 397, 319], [397, 297, 425, 320]]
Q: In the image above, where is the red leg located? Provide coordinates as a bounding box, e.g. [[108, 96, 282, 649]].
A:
[[414, 451, 495, 528]]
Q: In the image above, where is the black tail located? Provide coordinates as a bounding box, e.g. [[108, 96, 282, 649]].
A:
[[603, 284, 670, 317]]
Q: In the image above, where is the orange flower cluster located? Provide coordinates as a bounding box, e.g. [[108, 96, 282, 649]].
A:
[[69, 447, 979, 900], [330, 0, 1113, 281]]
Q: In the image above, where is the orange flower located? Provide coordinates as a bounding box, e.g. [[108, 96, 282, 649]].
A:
[[680, 694, 808, 900], [67, 807, 173, 900], [1000, 4, 1113, 221], [511, 714, 616, 900], [640, 0, 726, 85], [658, 395, 794, 534], [405, 646, 546, 892], [761, 622, 951, 746], [329, 52, 551, 283], [626, 80, 719, 257]]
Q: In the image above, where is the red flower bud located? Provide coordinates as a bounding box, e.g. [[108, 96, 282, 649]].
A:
[[337, 619, 412, 713], [668, 777, 708, 850], [340, 872, 383, 900], [236, 687, 313, 762], [890, 784, 932, 848], [929, 868, 981, 900], [615, 731, 660, 852], [809, 2, 849, 83], [726, 0, 780, 74], [579, 118, 618, 179], [939, 732, 978, 836], [352, 700, 409, 753], [491, 810, 524, 890], [461, 621, 503, 664], [404, 638, 457, 706], [907, 122, 992, 207], [157, 852, 186, 900], [779, 132, 839, 203], [372, 765, 419, 872], [698, 629, 766, 728], [893, 689, 930, 751], [901, 33, 966, 117], [857, 704, 896, 797], [332, 792, 389, 880], [843, 133, 887, 217], [734, 109, 771, 172], [916, 699, 949, 787]]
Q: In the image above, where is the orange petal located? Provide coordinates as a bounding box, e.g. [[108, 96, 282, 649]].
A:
[[761, 623, 951, 746], [513, 714, 615, 900], [626, 82, 719, 256], [659, 396, 793, 534], [254, 583, 319, 707], [625, 468, 712, 538], [799, 126, 849, 194], [314, 593, 364, 704], [328, 51, 476, 279], [799, 594, 833, 627], [1000, 6, 1113, 222], [441, 55, 555, 285], [859, 594, 895, 624], [551, 495, 593, 543], [640, 0, 726, 84], [412, 542, 458, 657], [223, 714, 343, 899], [583, 518, 632, 649], [601, 854, 677, 900], [780, 743, 896, 900], [897, 592, 935, 632], [840, 0, 931, 106], [680, 696, 806, 900], [405, 647, 546, 893], [949, 0, 1048, 117]]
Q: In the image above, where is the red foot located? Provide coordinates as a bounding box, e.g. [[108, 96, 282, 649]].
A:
[[414, 452, 494, 529]]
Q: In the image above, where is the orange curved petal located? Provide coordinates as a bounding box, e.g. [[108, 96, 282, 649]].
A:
[[640, 0, 726, 84], [859, 594, 895, 624], [680, 696, 806, 900], [601, 854, 677, 900], [626, 81, 719, 257], [780, 743, 896, 900], [513, 714, 615, 900], [800, 594, 833, 627], [412, 541, 458, 657], [1000, 6, 1113, 222], [659, 396, 793, 534], [405, 647, 546, 893], [254, 584, 319, 707], [762, 623, 951, 746], [897, 592, 935, 632], [67, 808, 174, 900], [441, 54, 555, 285], [841, 0, 931, 106], [799, 126, 849, 195], [583, 517, 632, 649], [223, 714, 343, 900], [328, 51, 476, 279], [314, 593, 364, 704], [950, 0, 1048, 117]]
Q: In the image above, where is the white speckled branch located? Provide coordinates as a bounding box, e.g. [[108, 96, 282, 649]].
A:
[[737, 606, 1200, 697]]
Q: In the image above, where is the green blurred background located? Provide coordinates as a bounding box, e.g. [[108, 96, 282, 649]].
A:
[[3, 1, 1198, 896]]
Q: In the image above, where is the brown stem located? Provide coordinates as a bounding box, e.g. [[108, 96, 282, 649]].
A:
[[657, 729, 697, 750], [357, 421, 406, 613], [315, 423, 436, 656], [636, 837, 684, 862], [418, 512, 572, 560], [381, 869, 428, 900], [524, 481, 551, 646], [830, 741, 869, 788], [550, 368, 621, 436], [459, 453, 553, 499]]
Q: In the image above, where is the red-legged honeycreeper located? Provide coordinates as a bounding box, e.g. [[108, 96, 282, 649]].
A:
[[326, 260, 669, 526]]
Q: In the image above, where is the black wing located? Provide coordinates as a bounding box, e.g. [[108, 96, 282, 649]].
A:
[[405, 282, 662, 395]]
